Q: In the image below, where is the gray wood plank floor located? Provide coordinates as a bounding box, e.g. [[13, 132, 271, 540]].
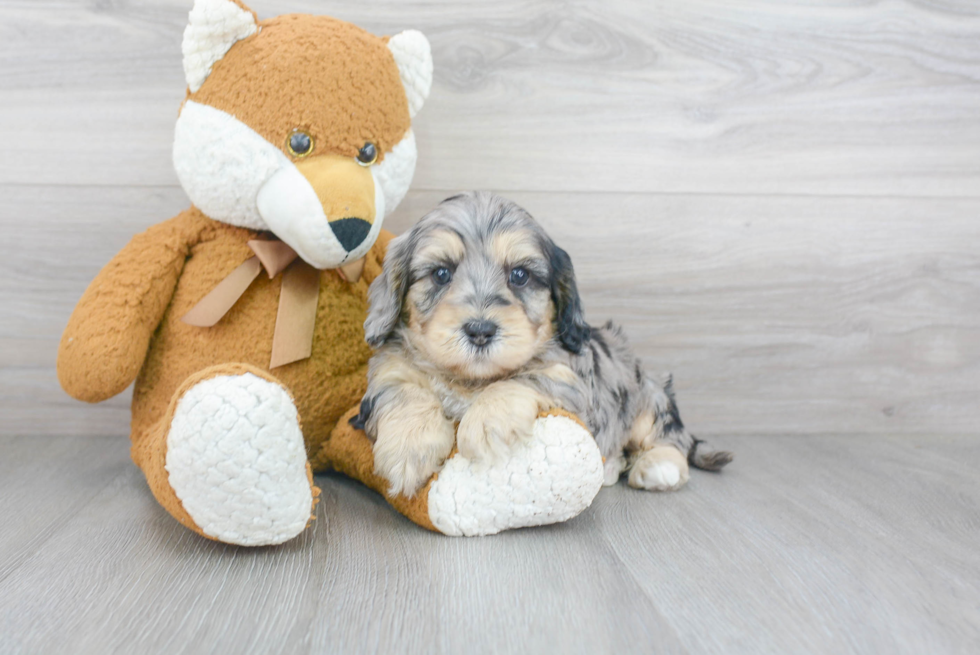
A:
[[1, 434, 978, 654], [2, 0, 979, 653]]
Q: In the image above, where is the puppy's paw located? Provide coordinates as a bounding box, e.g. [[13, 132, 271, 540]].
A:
[[603, 454, 626, 486], [456, 381, 542, 461], [456, 390, 539, 462], [373, 411, 456, 498], [374, 453, 435, 499], [628, 445, 690, 492]]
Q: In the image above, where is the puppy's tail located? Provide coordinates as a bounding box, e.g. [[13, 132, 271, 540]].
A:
[[688, 437, 733, 471], [651, 374, 733, 472]]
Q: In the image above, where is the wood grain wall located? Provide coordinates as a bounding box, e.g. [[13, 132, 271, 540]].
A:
[[2, 0, 978, 438]]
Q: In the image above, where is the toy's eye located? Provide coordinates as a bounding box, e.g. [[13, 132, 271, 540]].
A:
[[287, 130, 314, 157], [509, 267, 529, 287], [432, 266, 453, 286], [356, 142, 378, 166]]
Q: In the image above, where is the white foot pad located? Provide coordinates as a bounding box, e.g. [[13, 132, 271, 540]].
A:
[[166, 373, 313, 546], [427, 415, 604, 537], [628, 447, 690, 492]]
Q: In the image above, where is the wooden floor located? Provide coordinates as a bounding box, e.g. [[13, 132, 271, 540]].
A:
[[2, 0, 980, 653], [1, 434, 978, 654]]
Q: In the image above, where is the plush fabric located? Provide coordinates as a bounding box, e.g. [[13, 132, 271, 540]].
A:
[[386, 31, 433, 119], [190, 13, 411, 165], [173, 100, 289, 230], [134, 362, 319, 545], [182, 0, 258, 94], [373, 129, 418, 213], [58, 0, 603, 546], [316, 408, 604, 536]]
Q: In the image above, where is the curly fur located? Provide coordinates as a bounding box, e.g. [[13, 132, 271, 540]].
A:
[[356, 191, 732, 496]]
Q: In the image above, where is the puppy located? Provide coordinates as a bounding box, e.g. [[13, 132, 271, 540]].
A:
[[354, 191, 732, 497]]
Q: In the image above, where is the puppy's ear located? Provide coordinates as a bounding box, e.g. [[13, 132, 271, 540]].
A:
[[364, 234, 412, 347], [548, 243, 590, 354]]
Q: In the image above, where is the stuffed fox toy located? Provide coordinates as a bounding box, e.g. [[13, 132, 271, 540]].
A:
[[58, 0, 604, 546]]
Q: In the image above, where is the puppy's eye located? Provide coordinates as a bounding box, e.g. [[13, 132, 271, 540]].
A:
[[356, 142, 378, 166], [287, 130, 314, 157], [432, 267, 453, 286], [509, 267, 530, 287]]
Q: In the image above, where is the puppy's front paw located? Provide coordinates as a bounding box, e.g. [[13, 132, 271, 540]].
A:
[[373, 412, 456, 498], [457, 394, 538, 462]]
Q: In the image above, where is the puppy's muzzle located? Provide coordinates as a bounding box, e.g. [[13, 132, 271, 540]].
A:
[[463, 319, 498, 347]]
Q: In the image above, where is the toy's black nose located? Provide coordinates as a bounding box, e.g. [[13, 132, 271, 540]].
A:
[[329, 217, 372, 252], [463, 320, 498, 347]]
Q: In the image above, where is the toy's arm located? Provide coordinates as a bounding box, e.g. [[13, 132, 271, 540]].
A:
[[57, 215, 196, 403]]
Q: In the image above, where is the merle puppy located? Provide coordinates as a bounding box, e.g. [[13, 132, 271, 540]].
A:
[[354, 191, 732, 497]]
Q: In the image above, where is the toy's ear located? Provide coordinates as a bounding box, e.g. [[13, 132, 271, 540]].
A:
[[364, 233, 413, 348], [182, 0, 258, 93], [387, 30, 433, 118]]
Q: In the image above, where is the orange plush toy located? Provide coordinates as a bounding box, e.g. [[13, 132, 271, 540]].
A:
[[58, 0, 603, 546]]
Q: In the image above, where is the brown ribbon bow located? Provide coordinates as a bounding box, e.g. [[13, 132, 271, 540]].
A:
[[181, 239, 366, 369]]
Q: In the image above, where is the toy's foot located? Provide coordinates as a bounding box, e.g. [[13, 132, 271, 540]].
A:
[[628, 445, 690, 492], [427, 413, 604, 536], [165, 372, 315, 546]]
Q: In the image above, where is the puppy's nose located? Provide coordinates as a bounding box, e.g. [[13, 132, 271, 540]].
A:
[[463, 320, 498, 347]]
